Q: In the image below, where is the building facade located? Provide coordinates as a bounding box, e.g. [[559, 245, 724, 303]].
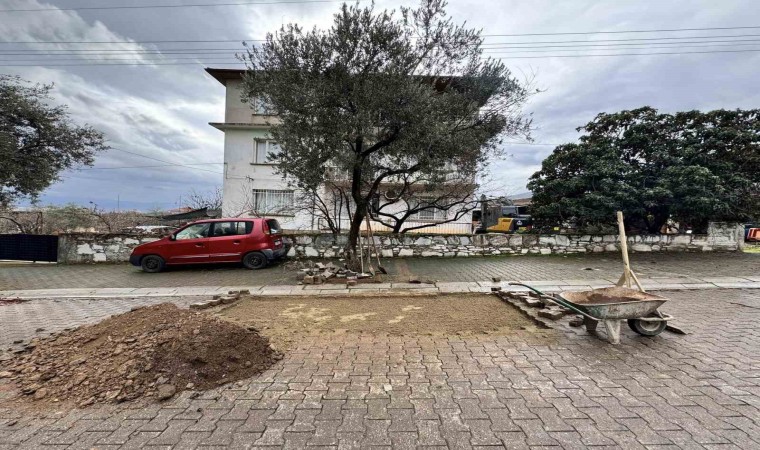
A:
[[206, 68, 474, 234]]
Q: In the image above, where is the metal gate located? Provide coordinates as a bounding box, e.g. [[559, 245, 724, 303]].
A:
[[0, 234, 58, 262]]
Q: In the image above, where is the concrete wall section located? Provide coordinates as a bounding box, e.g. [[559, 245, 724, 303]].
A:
[[58, 233, 162, 264]]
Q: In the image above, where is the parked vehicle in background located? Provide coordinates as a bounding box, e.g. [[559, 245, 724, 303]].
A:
[[129, 218, 289, 273], [746, 224, 760, 242], [475, 204, 533, 234]]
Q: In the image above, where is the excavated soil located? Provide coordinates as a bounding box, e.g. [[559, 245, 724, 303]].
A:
[[1, 303, 278, 409], [218, 294, 537, 350], [562, 287, 663, 305]]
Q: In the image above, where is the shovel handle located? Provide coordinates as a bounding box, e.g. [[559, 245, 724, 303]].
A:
[[508, 282, 547, 296]]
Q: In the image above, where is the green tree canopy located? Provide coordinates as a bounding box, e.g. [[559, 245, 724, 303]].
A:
[[0, 75, 108, 207], [240, 0, 531, 264], [528, 107, 760, 233]]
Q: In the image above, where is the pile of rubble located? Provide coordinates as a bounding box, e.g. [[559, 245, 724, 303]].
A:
[[1, 303, 279, 408], [297, 261, 375, 286]]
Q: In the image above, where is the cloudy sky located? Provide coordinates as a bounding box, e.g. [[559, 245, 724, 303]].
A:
[[3, 0, 759, 210]]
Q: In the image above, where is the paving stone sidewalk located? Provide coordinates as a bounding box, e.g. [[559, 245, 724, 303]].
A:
[[1, 289, 759, 449], [1, 252, 759, 292]]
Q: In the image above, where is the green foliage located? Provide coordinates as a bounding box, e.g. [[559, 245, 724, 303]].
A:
[[0, 75, 108, 207], [528, 107, 760, 233], [240, 0, 531, 259]]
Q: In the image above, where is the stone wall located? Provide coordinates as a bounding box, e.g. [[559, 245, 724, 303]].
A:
[[287, 222, 745, 258], [55, 222, 744, 263], [57, 233, 162, 264]]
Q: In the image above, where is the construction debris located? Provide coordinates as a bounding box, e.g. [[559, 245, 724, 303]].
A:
[[296, 261, 374, 286], [0, 297, 28, 306]]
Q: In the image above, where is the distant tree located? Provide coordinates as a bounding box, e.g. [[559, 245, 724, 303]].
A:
[[0, 75, 108, 207], [241, 0, 531, 267], [185, 186, 223, 211], [0, 208, 43, 234], [528, 107, 760, 233], [295, 181, 352, 234], [42, 204, 95, 233], [370, 169, 479, 233]]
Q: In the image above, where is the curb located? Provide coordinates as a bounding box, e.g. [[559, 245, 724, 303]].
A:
[[2, 278, 760, 300]]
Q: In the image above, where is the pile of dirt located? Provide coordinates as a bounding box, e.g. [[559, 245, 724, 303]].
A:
[[2, 303, 279, 408], [563, 286, 659, 305]]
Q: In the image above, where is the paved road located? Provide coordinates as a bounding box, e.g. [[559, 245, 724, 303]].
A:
[[2, 252, 759, 290], [0, 297, 197, 352], [1, 289, 759, 448]]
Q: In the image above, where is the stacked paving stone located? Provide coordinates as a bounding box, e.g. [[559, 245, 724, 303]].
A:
[[498, 291, 572, 322], [298, 262, 370, 287], [190, 290, 248, 310]]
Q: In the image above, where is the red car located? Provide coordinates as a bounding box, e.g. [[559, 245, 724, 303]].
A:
[[129, 218, 289, 273]]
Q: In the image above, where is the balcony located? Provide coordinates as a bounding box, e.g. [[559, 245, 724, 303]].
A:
[[324, 167, 474, 185]]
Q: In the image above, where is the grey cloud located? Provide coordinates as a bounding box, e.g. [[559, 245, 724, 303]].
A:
[[4, 0, 759, 208]]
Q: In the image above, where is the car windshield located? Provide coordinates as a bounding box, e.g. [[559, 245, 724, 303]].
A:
[[175, 223, 210, 240]]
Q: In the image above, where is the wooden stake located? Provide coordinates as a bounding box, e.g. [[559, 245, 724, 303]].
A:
[[616, 211, 645, 292]]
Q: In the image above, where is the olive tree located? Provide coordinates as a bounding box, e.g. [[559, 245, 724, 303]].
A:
[[0, 75, 108, 207], [241, 0, 531, 266]]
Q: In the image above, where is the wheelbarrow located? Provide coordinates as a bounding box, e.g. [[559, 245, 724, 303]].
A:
[[509, 283, 673, 344]]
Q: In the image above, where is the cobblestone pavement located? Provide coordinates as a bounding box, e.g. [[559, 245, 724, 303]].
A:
[[0, 297, 199, 350], [1, 289, 759, 449], [2, 252, 759, 290]]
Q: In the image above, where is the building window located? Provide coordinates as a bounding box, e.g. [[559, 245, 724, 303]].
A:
[[254, 140, 281, 164], [413, 198, 447, 221], [253, 97, 274, 115], [252, 189, 294, 215]]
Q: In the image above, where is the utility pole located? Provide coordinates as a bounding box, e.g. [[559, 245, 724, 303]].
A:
[[117, 194, 120, 212]]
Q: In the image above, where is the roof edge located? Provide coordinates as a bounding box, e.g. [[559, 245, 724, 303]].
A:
[[205, 67, 245, 85]]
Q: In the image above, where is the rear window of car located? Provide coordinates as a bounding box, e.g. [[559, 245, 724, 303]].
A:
[[266, 219, 282, 235]]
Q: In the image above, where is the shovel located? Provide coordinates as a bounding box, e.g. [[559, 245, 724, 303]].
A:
[[365, 215, 388, 275]]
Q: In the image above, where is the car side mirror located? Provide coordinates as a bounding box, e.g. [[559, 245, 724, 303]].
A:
[[169, 234, 176, 241]]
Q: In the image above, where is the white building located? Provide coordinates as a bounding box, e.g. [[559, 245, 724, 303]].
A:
[[206, 68, 474, 234]]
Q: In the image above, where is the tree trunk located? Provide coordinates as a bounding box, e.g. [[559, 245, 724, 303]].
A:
[[344, 158, 366, 271], [345, 204, 366, 271]]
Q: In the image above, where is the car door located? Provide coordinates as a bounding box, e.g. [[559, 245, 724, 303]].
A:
[[166, 222, 211, 264], [208, 221, 252, 262]]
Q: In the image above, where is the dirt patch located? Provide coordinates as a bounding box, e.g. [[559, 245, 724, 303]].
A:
[[218, 294, 536, 350], [1, 303, 278, 409]]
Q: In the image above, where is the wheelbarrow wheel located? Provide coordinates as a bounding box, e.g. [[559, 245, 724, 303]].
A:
[[627, 318, 667, 336]]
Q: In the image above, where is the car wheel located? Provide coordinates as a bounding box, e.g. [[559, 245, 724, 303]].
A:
[[140, 255, 165, 273], [242, 252, 268, 270]]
